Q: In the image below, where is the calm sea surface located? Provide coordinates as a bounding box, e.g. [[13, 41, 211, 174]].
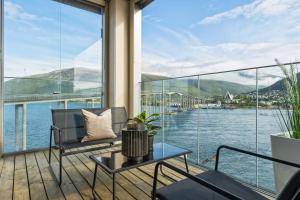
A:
[[4, 103, 281, 192], [145, 106, 282, 192]]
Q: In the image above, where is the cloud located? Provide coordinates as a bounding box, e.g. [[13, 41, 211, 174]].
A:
[[143, 14, 162, 23], [4, 1, 39, 21], [142, 38, 300, 85], [239, 71, 256, 79], [4, 1, 52, 23], [199, 0, 297, 25]]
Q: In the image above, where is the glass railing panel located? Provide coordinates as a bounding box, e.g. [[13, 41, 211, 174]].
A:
[[3, 77, 63, 152], [257, 64, 300, 194], [256, 66, 282, 193], [198, 69, 257, 186], [162, 76, 200, 162], [141, 80, 164, 143], [3, 78, 103, 153]]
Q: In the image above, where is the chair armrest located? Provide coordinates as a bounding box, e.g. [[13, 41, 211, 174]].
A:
[[152, 161, 243, 200], [215, 145, 300, 171], [51, 125, 61, 131]]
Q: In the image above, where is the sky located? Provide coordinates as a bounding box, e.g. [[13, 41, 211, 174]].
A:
[[142, 0, 300, 83], [3, 0, 300, 86], [4, 0, 102, 78]]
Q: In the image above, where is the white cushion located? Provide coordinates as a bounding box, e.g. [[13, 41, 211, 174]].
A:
[[81, 109, 117, 142]]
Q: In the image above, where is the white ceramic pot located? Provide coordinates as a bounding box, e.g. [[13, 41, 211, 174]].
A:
[[271, 133, 300, 193]]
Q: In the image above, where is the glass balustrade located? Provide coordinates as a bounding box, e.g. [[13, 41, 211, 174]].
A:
[[140, 62, 300, 195]]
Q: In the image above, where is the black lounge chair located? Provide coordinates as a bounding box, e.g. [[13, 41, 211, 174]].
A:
[[49, 107, 128, 185], [152, 145, 300, 200]]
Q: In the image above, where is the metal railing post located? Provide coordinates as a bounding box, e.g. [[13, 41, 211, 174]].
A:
[[64, 99, 68, 109], [22, 103, 27, 150], [0, 0, 3, 157], [15, 105, 20, 150], [197, 75, 200, 165], [162, 80, 165, 144], [255, 69, 259, 187]]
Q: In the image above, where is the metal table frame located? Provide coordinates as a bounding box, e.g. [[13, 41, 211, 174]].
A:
[[90, 145, 191, 200]]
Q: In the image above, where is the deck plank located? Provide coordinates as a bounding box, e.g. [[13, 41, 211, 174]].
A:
[[51, 150, 94, 200], [35, 151, 65, 200], [66, 153, 114, 200], [25, 152, 48, 200], [0, 156, 15, 200], [75, 152, 135, 200], [45, 151, 83, 200], [84, 151, 151, 200], [13, 154, 30, 200], [1, 146, 260, 200]]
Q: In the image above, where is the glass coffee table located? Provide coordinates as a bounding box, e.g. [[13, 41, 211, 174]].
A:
[[89, 143, 192, 200]]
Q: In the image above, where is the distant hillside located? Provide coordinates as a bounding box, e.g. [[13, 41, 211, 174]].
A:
[[5, 69, 260, 98], [142, 73, 168, 82], [4, 68, 101, 97], [141, 73, 256, 97], [258, 74, 300, 94]]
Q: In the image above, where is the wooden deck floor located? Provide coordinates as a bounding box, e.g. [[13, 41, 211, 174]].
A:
[[0, 146, 205, 200]]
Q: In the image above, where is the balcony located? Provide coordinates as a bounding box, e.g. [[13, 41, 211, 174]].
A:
[[0, 146, 205, 200], [0, 0, 300, 199], [141, 62, 300, 195]]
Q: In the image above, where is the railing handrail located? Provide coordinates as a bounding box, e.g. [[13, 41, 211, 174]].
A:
[[140, 61, 300, 83]]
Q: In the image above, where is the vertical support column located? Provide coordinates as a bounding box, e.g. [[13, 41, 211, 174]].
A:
[[128, 0, 142, 118], [104, 0, 129, 110], [15, 105, 20, 150], [104, 0, 142, 118], [22, 103, 27, 150]]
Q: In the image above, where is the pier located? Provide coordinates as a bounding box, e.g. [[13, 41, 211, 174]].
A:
[[141, 92, 202, 115]]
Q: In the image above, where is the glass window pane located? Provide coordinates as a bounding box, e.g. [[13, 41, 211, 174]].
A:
[[3, 0, 103, 153]]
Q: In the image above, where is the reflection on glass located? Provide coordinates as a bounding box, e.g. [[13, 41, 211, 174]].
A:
[[3, 0, 103, 153], [141, 80, 164, 144], [162, 77, 200, 163]]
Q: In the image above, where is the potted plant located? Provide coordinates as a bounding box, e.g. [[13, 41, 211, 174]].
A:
[[271, 61, 300, 192], [134, 111, 161, 151]]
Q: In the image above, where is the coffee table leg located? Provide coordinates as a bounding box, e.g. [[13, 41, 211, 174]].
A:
[[92, 163, 98, 200], [184, 154, 189, 173], [112, 173, 116, 200]]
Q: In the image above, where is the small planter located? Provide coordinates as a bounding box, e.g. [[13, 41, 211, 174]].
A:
[[148, 134, 154, 152], [122, 129, 148, 162], [137, 123, 146, 131], [271, 133, 300, 192]]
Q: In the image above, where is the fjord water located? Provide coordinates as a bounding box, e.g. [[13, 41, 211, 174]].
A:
[[3, 102, 101, 152], [149, 106, 280, 192], [5, 103, 278, 192]]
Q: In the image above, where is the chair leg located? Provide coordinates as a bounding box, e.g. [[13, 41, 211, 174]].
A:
[[48, 128, 52, 164], [59, 149, 62, 186]]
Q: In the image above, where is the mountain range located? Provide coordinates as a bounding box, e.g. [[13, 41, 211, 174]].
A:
[[4, 68, 101, 97], [4, 68, 291, 97]]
